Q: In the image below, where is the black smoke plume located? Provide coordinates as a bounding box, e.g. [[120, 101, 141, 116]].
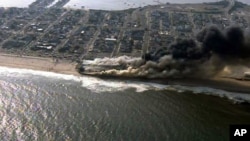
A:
[[81, 26, 250, 78], [197, 26, 250, 59]]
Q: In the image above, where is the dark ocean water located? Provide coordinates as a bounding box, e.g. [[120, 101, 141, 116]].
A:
[[0, 67, 250, 141]]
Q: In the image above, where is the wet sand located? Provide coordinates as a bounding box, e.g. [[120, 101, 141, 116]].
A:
[[166, 77, 250, 94]]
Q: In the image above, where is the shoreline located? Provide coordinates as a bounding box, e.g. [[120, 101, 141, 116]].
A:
[[3, 0, 249, 10], [0, 53, 80, 76], [80, 73, 250, 94], [0, 53, 250, 95]]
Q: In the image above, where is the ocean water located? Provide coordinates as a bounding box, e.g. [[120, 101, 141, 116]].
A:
[[1, 0, 249, 10], [0, 66, 250, 141], [64, 0, 219, 10]]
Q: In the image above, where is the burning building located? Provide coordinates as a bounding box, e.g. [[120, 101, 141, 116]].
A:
[[77, 26, 250, 79]]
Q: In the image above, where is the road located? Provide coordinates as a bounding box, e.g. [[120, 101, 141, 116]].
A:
[[26, 10, 69, 51], [225, 0, 235, 18]]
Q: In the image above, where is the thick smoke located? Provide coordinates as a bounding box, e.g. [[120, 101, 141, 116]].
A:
[[82, 26, 250, 78], [197, 26, 250, 59], [89, 56, 144, 68]]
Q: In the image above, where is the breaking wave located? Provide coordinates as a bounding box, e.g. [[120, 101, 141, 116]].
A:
[[0, 66, 250, 104]]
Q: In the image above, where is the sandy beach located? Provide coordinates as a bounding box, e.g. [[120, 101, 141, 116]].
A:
[[0, 53, 250, 94], [0, 53, 80, 76]]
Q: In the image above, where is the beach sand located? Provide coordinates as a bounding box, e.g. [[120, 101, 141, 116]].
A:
[[0, 53, 80, 76], [0, 53, 250, 94]]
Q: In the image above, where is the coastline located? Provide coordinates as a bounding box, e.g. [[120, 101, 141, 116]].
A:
[[80, 72, 250, 94], [0, 53, 80, 76], [0, 53, 250, 95]]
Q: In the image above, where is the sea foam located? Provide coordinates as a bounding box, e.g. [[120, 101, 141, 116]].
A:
[[0, 66, 250, 104]]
